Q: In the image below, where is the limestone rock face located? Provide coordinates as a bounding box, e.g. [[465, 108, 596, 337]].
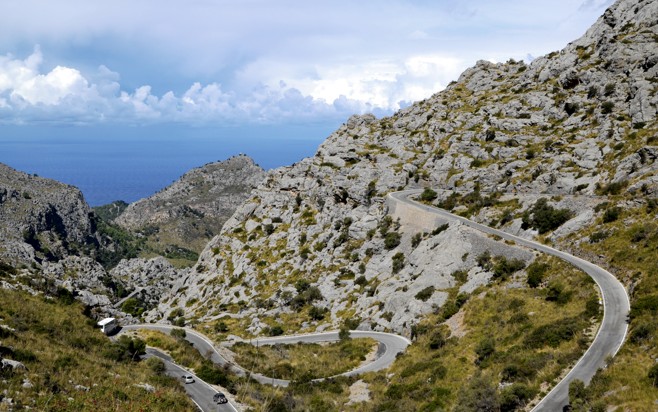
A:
[[110, 256, 181, 318], [0, 163, 96, 266], [149, 0, 658, 336], [115, 155, 265, 253]]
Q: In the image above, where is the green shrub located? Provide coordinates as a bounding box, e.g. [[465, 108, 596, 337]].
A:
[[545, 282, 572, 304], [569, 379, 587, 403], [475, 337, 495, 363], [500, 383, 535, 411], [601, 101, 614, 114], [648, 363, 658, 387], [454, 374, 500, 412], [585, 296, 601, 318], [379, 216, 394, 236], [492, 257, 526, 280], [121, 297, 145, 317], [629, 294, 658, 319], [477, 251, 492, 270], [415, 286, 435, 302], [170, 328, 186, 339], [419, 188, 438, 202], [470, 158, 485, 168], [215, 321, 229, 333], [564, 102, 579, 115], [452, 269, 468, 283], [309, 305, 328, 321], [411, 233, 423, 248], [145, 357, 166, 374], [354, 276, 368, 286], [339, 326, 351, 341], [269, 325, 284, 336], [0, 260, 17, 277], [428, 328, 449, 350], [589, 231, 609, 243], [602, 207, 621, 223], [392, 252, 405, 274], [384, 232, 401, 249], [197, 361, 233, 388], [104, 336, 146, 362], [431, 223, 449, 236], [524, 317, 585, 348], [521, 198, 573, 234], [526, 262, 548, 288], [629, 320, 654, 343]]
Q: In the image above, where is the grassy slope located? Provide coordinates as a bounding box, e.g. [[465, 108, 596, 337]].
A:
[[230, 338, 376, 380], [0, 289, 194, 411]]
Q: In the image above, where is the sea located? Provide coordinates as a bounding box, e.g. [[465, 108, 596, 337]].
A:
[[0, 123, 336, 206]]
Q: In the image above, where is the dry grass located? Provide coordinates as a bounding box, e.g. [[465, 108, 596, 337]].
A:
[[230, 338, 376, 381], [0, 289, 194, 411]]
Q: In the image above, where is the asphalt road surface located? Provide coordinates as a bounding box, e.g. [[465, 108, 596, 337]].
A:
[[119, 324, 411, 386], [122, 325, 410, 388], [389, 189, 630, 411], [144, 347, 237, 412]]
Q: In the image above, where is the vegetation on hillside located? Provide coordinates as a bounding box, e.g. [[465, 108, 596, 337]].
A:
[[0, 288, 194, 411], [230, 338, 376, 381]]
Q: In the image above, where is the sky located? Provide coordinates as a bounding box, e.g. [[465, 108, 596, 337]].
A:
[[0, 0, 615, 131]]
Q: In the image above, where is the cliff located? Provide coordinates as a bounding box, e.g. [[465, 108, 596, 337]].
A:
[[114, 154, 265, 263], [0, 163, 96, 265]]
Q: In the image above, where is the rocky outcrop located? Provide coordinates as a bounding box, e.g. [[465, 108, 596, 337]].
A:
[[150, 0, 658, 336], [0, 163, 96, 266], [110, 256, 181, 318], [115, 155, 266, 255]]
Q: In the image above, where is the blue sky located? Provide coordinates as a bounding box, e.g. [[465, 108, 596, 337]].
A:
[[0, 0, 614, 130]]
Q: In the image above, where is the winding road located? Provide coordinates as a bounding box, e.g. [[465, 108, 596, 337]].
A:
[[143, 347, 237, 412], [121, 188, 628, 410], [388, 189, 630, 411], [120, 325, 410, 388]]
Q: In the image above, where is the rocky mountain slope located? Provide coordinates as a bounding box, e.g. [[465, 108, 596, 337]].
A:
[[145, 1, 658, 408], [0, 156, 266, 327], [114, 155, 265, 264], [156, 0, 657, 331], [0, 163, 97, 265], [1, 0, 657, 409]]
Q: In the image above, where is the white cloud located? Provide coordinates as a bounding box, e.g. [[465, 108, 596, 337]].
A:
[[0, 1, 616, 127], [0, 48, 399, 125], [13, 65, 89, 105], [240, 54, 465, 114]]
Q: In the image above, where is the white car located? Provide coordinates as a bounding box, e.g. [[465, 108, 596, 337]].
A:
[[181, 375, 195, 384]]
